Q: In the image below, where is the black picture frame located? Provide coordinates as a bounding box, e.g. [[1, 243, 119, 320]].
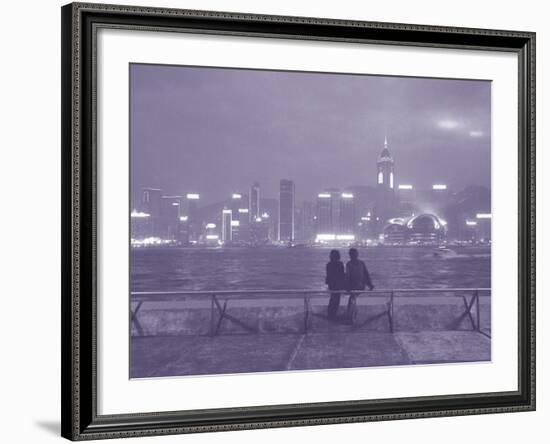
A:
[[61, 2, 536, 440]]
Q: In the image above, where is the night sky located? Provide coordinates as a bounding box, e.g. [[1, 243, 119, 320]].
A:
[[130, 63, 491, 206]]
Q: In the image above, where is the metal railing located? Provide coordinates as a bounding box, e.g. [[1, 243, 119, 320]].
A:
[[130, 288, 491, 337]]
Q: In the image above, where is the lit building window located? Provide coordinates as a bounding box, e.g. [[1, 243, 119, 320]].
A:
[[131, 210, 150, 218], [476, 213, 492, 219], [378, 171, 383, 184], [390, 172, 394, 189]]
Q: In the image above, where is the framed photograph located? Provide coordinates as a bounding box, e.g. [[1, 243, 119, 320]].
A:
[[61, 2, 535, 440]]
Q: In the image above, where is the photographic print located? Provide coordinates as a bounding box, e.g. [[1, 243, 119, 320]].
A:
[[129, 63, 492, 379]]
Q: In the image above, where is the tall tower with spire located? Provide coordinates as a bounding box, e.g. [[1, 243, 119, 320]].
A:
[[374, 136, 397, 231], [377, 135, 395, 192]]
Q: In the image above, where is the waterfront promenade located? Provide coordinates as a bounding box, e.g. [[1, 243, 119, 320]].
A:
[[130, 290, 491, 378], [131, 330, 490, 378]]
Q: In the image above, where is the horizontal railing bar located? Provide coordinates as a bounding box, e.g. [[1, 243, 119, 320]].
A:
[[132, 288, 491, 295], [131, 288, 491, 299]]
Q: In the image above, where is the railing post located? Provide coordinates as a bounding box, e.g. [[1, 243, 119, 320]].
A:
[[130, 301, 144, 337], [209, 294, 215, 336], [304, 293, 309, 334], [389, 291, 394, 333], [475, 290, 480, 332]]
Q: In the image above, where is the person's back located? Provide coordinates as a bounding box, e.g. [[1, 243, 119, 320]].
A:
[[326, 260, 345, 290], [325, 250, 345, 319], [345, 248, 373, 291]]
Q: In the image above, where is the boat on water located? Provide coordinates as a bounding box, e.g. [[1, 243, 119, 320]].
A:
[[431, 246, 460, 259]]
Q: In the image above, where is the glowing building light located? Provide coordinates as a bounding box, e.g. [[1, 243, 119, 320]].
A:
[[315, 234, 356, 242], [390, 172, 394, 189], [255, 217, 262, 222], [316, 234, 336, 241], [132, 237, 164, 245], [232, 193, 242, 199], [378, 172, 383, 184], [318, 193, 331, 198], [222, 209, 232, 214], [476, 213, 492, 219], [469, 130, 483, 137], [341, 192, 354, 199], [261, 212, 270, 218], [206, 234, 219, 240], [432, 184, 447, 190], [438, 120, 459, 129], [131, 210, 150, 218], [336, 234, 355, 241], [361, 216, 370, 221], [172, 202, 179, 206], [231, 221, 240, 227], [466, 220, 478, 226], [205, 223, 216, 229], [186, 193, 200, 200], [398, 184, 413, 190], [179, 216, 188, 222], [238, 208, 249, 213]]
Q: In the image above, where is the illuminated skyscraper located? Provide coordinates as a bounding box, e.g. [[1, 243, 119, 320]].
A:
[[229, 192, 250, 242], [185, 193, 200, 241], [316, 192, 333, 233], [249, 182, 260, 221], [177, 216, 190, 245], [221, 209, 232, 243], [377, 136, 395, 192], [396, 184, 416, 218], [230, 192, 243, 217], [397, 184, 415, 204], [431, 184, 450, 210], [375, 136, 398, 227], [278, 179, 295, 242], [160, 196, 183, 239], [130, 210, 152, 239], [295, 201, 315, 242], [339, 192, 356, 234], [141, 188, 162, 236]]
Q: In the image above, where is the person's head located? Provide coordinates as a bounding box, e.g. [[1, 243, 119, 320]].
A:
[[349, 248, 359, 260], [329, 249, 341, 262]]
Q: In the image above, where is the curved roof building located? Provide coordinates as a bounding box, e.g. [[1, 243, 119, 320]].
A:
[[382, 213, 447, 245]]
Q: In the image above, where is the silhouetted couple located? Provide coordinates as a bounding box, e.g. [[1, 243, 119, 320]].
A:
[[325, 248, 374, 321]]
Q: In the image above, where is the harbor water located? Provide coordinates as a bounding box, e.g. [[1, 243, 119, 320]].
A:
[[130, 246, 491, 293]]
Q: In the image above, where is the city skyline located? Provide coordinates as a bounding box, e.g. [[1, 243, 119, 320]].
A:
[[131, 140, 491, 247], [130, 64, 491, 207]]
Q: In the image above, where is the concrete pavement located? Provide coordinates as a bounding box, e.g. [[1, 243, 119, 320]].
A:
[[131, 330, 490, 378]]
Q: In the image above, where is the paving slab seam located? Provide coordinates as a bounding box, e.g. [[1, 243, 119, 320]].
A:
[[285, 334, 306, 371]]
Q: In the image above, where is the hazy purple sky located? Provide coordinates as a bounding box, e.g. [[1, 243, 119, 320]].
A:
[[130, 63, 490, 205]]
